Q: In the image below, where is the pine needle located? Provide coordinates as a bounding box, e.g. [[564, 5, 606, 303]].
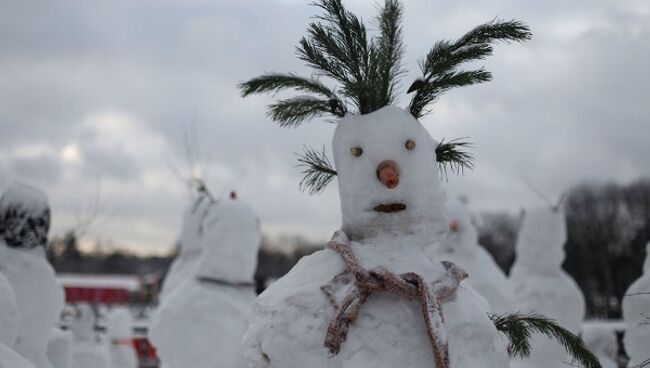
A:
[[490, 312, 602, 368], [296, 145, 338, 194], [435, 138, 474, 178]]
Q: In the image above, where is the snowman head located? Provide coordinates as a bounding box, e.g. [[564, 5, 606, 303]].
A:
[[70, 303, 96, 342], [439, 200, 478, 252], [0, 181, 51, 250], [195, 194, 261, 282], [515, 206, 567, 270], [332, 107, 446, 243], [106, 307, 133, 340], [178, 191, 214, 256]]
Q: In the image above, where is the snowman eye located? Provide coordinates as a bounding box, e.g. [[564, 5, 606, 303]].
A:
[[350, 147, 363, 157], [405, 139, 416, 150]]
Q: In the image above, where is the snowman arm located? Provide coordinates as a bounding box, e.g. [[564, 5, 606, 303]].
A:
[[296, 146, 337, 194]]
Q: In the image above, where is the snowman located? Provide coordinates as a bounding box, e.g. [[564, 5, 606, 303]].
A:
[[69, 304, 110, 368], [157, 189, 212, 300], [426, 200, 515, 315], [0, 252, 35, 368], [509, 206, 586, 368], [582, 325, 618, 368], [47, 327, 73, 368], [622, 242, 650, 368], [241, 107, 508, 368], [0, 181, 64, 368], [149, 192, 262, 368], [106, 307, 138, 368]]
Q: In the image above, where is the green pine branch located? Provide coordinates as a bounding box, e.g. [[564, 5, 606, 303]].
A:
[[296, 145, 338, 194], [409, 19, 531, 118], [435, 138, 474, 178], [268, 97, 343, 128], [490, 312, 602, 368]]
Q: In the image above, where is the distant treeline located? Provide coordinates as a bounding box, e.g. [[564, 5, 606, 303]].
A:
[[48, 178, 650, 319]]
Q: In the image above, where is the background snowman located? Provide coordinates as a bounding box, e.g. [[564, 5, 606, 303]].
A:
[[622, 242, 650, 368], [239, 1, 599, 368]]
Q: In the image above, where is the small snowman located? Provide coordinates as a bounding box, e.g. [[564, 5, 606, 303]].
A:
[[582, 325, 618, 368], [239, 1, 531, 367], [427, 200, 515, 315], [0, 181, 64, 368], [106, 307, 138, 368], [47, 328, 73, 368], [509, 206, 586, 368], [622, 242, 650, 368], [149, 192, 262, 368], [69, 304, 110, 368], [157, 188, 212, 300]]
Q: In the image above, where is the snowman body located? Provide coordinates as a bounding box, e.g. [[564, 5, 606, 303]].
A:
[[241, 107, 508, 368], [106, 307, 138, 368], [427, 201, 515, 315], [0, 251, 35, 368], [150, 197, 261, 368], [157, 193, 210, 300], [0, 182, 64, 368], [69, 304, 110, 368], [622, 242, 650, 368], [509, 207, 585, 368]]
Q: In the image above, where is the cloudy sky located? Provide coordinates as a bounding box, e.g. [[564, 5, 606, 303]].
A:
[[1, 0, 648, 254]]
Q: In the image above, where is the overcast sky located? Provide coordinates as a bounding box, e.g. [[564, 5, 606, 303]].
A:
[[1, 0, 648, 254]]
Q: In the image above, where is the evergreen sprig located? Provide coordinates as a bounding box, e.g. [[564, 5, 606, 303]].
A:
[[296, 146, 338, 194], [409, 19, 532, 118], [435, 138, 474, 178], [490, 312, 602, 368]]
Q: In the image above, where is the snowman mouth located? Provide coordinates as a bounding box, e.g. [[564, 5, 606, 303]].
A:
[[373, 203, 406, 213]]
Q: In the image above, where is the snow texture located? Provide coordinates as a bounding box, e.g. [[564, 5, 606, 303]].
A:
[[0, 268, 19, 347], [157, 191, 211, 300], [150, 196, 261, 368], [622, 242, 650, 368], [0, 343, 36, 368], [70, 304, 111, 368], [241, 107, 508, 368], [426, 200, 516, 314], [582, 324, 618, 368], [509, 207, 586, 368], [0, 182, 63, 368], [106, 307, 138, 368], [47, 328, 73, 368]]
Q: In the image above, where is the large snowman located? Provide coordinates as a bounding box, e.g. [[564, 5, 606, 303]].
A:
[[157, 190, 211, 300], [241, 107, 508, 368], [622, 242, 650, 368], [0, 181, 64, 368], [426, 200, 515, 315], [509, 206, 586, 368], [150, 193, 262, 368]]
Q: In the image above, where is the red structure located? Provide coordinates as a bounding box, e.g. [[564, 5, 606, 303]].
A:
[[57, 274, 143, 305]]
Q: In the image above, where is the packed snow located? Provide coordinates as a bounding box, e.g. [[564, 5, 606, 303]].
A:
[[509, 206, 586, 368], [622, 242, 650, 368], [47, 328, 73, 368], [106, 307, 138, 368], [426, 200, 516, 314], [70, 304, 111, 368], [241, 107, 508, 368], [582, 324, 618, 368], [150, 194, 262, 368]]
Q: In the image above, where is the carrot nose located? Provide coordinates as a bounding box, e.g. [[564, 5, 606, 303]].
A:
[[449, 220, 459, 232], [376, 161, 400, 189]]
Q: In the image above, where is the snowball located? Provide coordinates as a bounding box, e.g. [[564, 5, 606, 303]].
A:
[[0, 181, 51, 250], [509, 207, 585, 368], [427, 200, 516, 314], [622, 242, 650, 367], [150, 196, 261, 368]]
